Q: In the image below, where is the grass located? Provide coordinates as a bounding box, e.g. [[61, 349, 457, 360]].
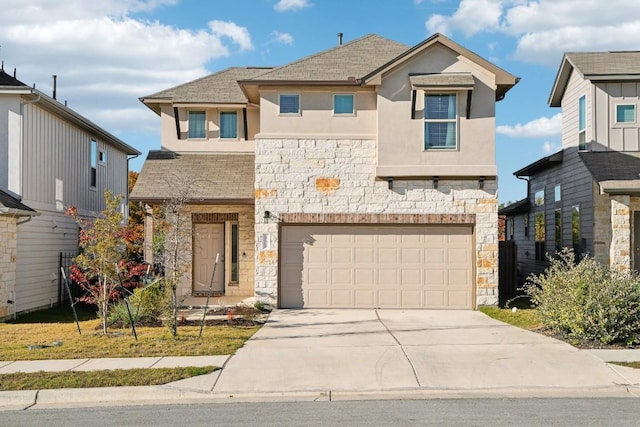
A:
[[0, 305, 260, 361], [479, 305, 543, 330], [0, 366, 217, 391]]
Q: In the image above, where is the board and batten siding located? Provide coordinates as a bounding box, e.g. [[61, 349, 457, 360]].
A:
[[594, 81, 640, 151], [560, 70, 592, 150], [21, 102, 129, 213]]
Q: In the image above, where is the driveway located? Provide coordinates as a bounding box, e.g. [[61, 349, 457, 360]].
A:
[[212, 309, 640, 396]]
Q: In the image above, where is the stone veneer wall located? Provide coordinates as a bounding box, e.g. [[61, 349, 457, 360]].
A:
[[164, 204, 255, 300], [0, 217, 17, 319], [595, 192, 640, 271], [254, 138, 499, 307]]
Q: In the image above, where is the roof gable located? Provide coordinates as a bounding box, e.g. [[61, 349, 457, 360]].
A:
[[362, 33, 519, 100], [549, 51, 640, 107], [0, 69, 28, 87]]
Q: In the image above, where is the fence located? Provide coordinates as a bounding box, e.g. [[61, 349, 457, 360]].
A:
[[498, 241, 518, 305], [58, 252, 81, 306]]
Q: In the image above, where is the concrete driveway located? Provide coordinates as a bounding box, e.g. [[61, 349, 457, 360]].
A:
[[212, 309, 640, 397]]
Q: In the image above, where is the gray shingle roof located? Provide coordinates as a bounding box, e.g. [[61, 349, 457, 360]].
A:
[[580, 151, 640, 182], [409, 73, 474, 89], [0, 189, 37, 215], [130, 151, 254, 203], [142, 67, 272, 104], [566, 52, 640, 77], [0, 69, 27, 87], [247, 34, 409, 81]]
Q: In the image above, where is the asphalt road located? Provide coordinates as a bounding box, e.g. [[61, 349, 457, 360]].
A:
[[4, 398, 640, 426]]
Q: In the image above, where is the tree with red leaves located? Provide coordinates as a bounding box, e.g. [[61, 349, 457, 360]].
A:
[[66, 190, 146, 334]]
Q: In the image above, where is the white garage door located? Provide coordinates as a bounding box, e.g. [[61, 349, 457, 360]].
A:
[[280, 225, 473, 309]]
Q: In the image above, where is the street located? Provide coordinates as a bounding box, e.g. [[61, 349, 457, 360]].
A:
[[3, 398, 640, 426]]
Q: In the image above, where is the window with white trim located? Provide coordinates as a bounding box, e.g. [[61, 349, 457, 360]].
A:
[[279, 94, 300, 115], [188, 111, 206, 138], [424, 93, 457, 149], [90, 139, 97, 188], [220, 111, 237, 139], [616, 104, 636, 123], [578, 95, 586, 150], [334, 94, 354, 115]]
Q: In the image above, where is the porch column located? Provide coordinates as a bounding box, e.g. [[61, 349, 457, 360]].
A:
[[610, 196, 631, 271]]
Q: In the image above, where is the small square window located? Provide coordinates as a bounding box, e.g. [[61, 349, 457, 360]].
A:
[[279, 94, 300, 114], [534, 189, 544, 206], [99, 150, 106, 163], [334, 94, 354, 115], [616, 104, 636, 123], [188, 111, 206, 138]]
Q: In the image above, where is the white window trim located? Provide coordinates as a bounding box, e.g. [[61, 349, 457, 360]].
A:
[[219, 111, 238, 140], [279, 93, 301, 116], [333, 93, 355, 116], [614, 103, 637, 126], [423, 92, 459, 151], [188, 110, 207, 139]]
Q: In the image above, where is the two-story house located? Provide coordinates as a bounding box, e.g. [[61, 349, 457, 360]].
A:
[[500, 52, 640, 283], [0, 68, 140, 319], [132, 33, 518, 309]]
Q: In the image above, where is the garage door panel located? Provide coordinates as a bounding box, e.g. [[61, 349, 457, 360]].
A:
[[280, 225, 473, 309]]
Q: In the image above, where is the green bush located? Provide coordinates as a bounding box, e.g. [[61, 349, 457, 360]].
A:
[[108, 285, 164, 326], [525, 248, 640, 345]]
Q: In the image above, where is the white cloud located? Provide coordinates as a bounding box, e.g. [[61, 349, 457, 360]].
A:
[[426, 0, 503, 37], [209, 20, 253, 51], [424, 0, 640, 66], [274, 0, 312, 12], [542, 141, 561, 154], [0, 1, 252, 141], [496, 113, 562, 138], [271, 31, 294, 45]]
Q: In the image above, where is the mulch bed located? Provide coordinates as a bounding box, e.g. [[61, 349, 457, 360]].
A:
[[537, 328, 640, 349]]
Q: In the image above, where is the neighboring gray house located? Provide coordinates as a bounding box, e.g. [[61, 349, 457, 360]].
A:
[[0, 68, 140, 319], [133, 33, 518, 309], [500, 52, 640, 282]]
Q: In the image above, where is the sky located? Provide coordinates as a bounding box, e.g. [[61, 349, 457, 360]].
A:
[[2, 0, 640, 204]]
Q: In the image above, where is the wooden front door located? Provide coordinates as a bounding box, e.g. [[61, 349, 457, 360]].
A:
[[193, 223, 225, 294]]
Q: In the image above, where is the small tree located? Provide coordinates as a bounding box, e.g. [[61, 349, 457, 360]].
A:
[[67, 190, 146, 333]]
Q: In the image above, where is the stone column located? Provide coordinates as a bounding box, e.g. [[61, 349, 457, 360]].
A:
[[610, 195, 631, 271]]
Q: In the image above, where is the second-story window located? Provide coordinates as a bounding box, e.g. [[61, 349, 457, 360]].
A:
[[220, 112, 237, 139], [424, 93, 457, 150], [334, 94, 354, 115], [279, 94, 300, 115], [90, 139, 97, 188], [616, 104, 636, 123], [188, 111, 206, 138], [578, 95, 586, 150]]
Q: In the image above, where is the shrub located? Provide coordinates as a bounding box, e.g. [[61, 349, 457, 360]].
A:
[[525, 248, 640, 345], [108, 285, 164, 326]]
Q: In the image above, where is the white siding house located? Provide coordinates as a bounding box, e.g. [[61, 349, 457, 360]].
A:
[[0, 68, 140, 318]]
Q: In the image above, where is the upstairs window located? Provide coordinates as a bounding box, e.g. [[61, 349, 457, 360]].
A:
[[424, 94, 457, 149], [279, 94, 300, 115], [220, 112, 238, 139], [616, 104, 636, 123], [534, 189, 545, 206], [90, 139, 97, 188], [334, 94, 354, 115], [578, 95, 586, 150], [188, 111, 206, 138]]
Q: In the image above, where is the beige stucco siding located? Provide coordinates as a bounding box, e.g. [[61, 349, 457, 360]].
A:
[[160, 106, 258, 152], [376, 44, 497, 177], [256, 87, 377, 138]]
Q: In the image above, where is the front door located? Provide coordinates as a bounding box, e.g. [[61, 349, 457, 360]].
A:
[[634, 212, 640, 273], [193, 223, 225, 294]]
